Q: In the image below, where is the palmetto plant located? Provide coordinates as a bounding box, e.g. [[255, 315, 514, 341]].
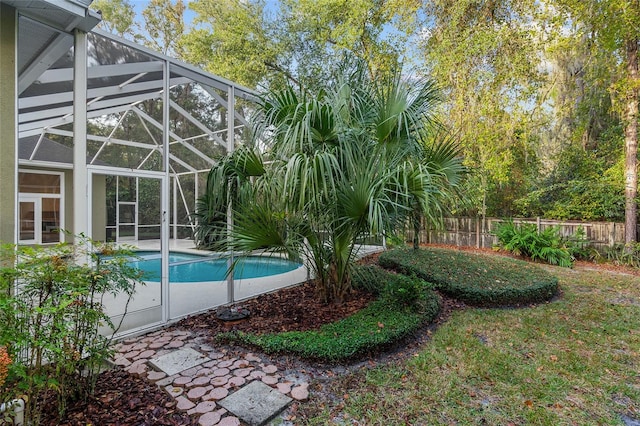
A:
[[195, 59, 464, 303]]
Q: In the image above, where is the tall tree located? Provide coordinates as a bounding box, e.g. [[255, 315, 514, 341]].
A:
[[420, 0, 547, 218], [90, 0, 138, 40], [183, 0, 423, 91], [141, 0, 186, 57], [555, 0, 640, 245], [181, 0, 288, 89], [280, 0, 422, 83]]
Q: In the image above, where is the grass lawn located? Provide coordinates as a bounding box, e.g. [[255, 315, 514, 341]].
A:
[[299, 264, 640, 425]]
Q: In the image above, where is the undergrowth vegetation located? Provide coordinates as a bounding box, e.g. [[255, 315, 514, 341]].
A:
[[492, 221, 592, 267], [379, 247, 559, 306], [605, 242, 640, 268], [217, 267, 441, 361]]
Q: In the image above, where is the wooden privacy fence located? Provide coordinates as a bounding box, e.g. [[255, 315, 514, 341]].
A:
[[409, 217, 626, 252]]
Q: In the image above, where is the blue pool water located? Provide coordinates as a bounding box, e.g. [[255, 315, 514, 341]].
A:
[[130, 251, 302, 283]]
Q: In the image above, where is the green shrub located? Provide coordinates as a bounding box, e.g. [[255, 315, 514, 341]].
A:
[[493, 220, 574, 267], [351, 265, 390, 295], [353, 265, 433, 307], [0, 238, 142, 423], [604, 242, 640, 268], [564, 226, 595, 261], [218, 281, 441, 362], [382, 273, 428, 308], [379, 247, 558, 307]]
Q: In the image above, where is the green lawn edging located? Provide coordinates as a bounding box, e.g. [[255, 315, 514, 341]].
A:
[[378, 247, 559, 307], [217, 267, 441, 362]]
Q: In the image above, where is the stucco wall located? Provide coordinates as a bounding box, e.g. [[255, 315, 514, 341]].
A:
[[0, 4, 16, 244]]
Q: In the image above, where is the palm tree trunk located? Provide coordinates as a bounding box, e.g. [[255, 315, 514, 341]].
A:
[[624, 37, 639, 249]]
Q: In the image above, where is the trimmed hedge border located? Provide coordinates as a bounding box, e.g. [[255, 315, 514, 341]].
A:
[[216, 267, 441, 362], [378, 248, 559, 307]]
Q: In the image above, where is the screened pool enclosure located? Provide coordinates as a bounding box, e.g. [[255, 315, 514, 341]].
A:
[[17, 22, 257, 245], [2, 1, 309, 336]]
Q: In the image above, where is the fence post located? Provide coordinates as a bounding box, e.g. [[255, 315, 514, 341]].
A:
[[536, 216, 541, 233], [476, 217, 480, 248], [609, 222, 616, 247]]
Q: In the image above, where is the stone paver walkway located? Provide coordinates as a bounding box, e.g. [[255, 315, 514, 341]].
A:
[[112, 329, 310, 426]]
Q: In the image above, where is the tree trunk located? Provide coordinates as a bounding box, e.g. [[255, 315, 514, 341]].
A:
[[624, 37, 639, 248], [412, 210, 421, 250]]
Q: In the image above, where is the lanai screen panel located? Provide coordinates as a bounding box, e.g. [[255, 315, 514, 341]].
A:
[[17, 16, 76, 161], [85, 32, 166, 172], [166, 78, 228, 236]]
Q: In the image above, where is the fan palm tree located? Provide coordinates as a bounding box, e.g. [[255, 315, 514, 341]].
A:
[[195, 58, 464, 303]]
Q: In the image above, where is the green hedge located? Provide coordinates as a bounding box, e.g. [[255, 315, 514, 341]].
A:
[[378, 248, 559, 307], [217, 271, 441, 362]]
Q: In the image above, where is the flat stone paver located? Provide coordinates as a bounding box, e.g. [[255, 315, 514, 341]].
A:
[[187, 386, 208, 400], [149, 347, 210, 376], [227, 376, 246, 388], [218, 380, 292, 426], [176, 396, 196, 410], [276, 382, 292, 394], [261, 375, 278, 385], [205, 387, 229, 400], [217, 417, 241, 426], [291, 384, 310, 401], [193, 401, 218, 414], [198, 411, 221, 426]]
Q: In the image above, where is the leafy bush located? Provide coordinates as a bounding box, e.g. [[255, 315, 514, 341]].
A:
[[351, 265, 389, 295], [604, 242, 640, 268], [0, 238, 142, 423], [379, 247, 559, 307], [354, 265, 433, 307], [493, 220, 574, 267], [564, 226, 596, 261], [218, 275, 441, 362], [382, 273, 428, 308]]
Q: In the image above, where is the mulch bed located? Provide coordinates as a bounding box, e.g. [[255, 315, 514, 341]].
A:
[[172, 280, 376, 335], [40, 369, 197, 426]]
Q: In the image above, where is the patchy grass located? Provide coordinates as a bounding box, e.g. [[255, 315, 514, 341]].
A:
[[299, 265, 640, 425], [379, 247, 558, 306]]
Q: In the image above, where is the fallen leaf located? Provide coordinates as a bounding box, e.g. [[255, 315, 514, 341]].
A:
[[524, 400, 533, 408]]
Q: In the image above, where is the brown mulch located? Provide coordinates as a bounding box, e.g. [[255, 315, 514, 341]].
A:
[[39, 369, 198, 426], [172, 280, 376, 335], [41, 245, 636, 425]]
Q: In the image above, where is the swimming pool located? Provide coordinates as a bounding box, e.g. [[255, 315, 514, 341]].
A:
[[103, 250, 308, 331], [131, 251, 303, 282]]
